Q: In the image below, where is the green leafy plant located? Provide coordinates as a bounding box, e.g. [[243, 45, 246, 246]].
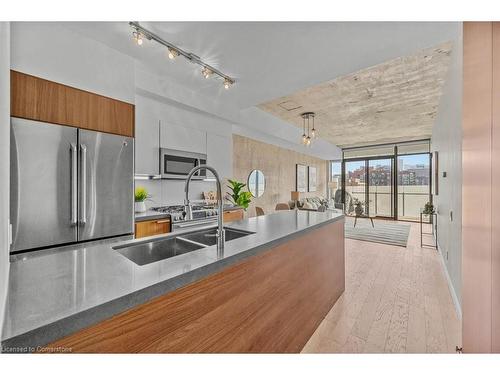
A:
[[134, 186, 149, 202], [352, 198, 364, 216], [423, 201, 435, 215], [226, 179, 252, 210]]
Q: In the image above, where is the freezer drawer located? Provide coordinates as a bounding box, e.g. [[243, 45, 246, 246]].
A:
[[78, 130, 134, 241], [10, 118, 78, 252]]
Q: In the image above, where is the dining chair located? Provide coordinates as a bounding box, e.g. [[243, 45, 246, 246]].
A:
[[255, 206, 265, 216], [275, 203, 290, 211]]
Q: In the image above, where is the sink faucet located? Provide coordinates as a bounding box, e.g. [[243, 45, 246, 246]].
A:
[[184, 165, 225, 252]]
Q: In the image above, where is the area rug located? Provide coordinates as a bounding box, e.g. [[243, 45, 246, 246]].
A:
[[344, 217, 411, 247]]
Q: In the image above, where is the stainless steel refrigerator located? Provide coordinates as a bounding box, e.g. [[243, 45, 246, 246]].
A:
[[10, 117, 134, 253]]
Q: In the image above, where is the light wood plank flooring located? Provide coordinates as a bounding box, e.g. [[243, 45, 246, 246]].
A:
[[302, 221, 461, 353]]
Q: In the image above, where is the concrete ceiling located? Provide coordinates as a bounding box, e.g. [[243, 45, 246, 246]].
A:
[[258, 42, 452, 148], [60, 22, 460, 111]]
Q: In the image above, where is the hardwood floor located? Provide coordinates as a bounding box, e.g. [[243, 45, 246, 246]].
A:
[[302, 221, 461, 353]]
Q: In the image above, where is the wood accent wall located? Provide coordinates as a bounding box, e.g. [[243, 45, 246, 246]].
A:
[[462, 22, 500, 353], [10, 70, 134, 137], [44, 219, 345, 353], [232, 135, 328, 216]]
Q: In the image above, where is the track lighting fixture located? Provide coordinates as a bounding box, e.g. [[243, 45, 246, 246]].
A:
[[133, 30, 143, 45], [167, 47, 179, 60], [300, 112, 317, 146], [129, 22, 236, 90]]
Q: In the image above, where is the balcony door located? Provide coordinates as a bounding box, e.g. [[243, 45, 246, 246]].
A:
[[342, 141, 432, 221], [368, 158, 394, 218], [344, 158, 394, 218], [396, 153, 431, 221], [344, 160, 366, 214]]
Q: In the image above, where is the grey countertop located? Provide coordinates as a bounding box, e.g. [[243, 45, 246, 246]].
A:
[[1, 210, 344, 349]]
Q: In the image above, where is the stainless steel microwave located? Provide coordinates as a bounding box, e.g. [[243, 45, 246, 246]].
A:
[[160, 148, 207, 179]]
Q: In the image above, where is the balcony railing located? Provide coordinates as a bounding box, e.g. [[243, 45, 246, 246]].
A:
[[337, 188, 430, 221]]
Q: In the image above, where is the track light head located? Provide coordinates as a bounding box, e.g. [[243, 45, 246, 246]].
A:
[[133, 30, 143, 46], [168, 47, 179, 60], [202, 67, 213, 79], [223, 78, 233, 90]]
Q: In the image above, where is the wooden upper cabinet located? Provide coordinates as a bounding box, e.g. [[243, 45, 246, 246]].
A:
[[10, 70, 135, 137]]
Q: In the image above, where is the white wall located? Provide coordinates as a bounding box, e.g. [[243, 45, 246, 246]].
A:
[[11, 22, 135, 103], [234, 107, 342, 161], [135, 71, 234, 208], [431, 25, 463, 314], [0, 22, 10, 340]]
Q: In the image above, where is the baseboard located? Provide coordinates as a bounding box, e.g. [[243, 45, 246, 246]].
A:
[[435, 239, 462, 321]]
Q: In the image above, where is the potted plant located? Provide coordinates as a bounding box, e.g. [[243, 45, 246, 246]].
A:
[[226, 179, 252, 210], [134, 186, 149, 213], [353, 198, 364, 217], [422, 201, 435, 215]]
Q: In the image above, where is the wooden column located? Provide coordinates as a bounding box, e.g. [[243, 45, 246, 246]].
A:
[[462, 21, 500, 353], [492, 22, 500, 353]]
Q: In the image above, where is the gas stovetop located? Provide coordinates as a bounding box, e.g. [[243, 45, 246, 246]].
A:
[[151, 204, 218, 222]]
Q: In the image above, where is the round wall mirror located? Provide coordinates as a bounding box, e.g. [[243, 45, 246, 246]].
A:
[[248, 169, 266, 198]]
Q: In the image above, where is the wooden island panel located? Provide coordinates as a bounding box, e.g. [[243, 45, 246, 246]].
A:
[[45, 218, 345, 353]]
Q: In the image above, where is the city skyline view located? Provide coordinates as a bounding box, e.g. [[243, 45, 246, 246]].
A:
[[330, 153, 431, 220]]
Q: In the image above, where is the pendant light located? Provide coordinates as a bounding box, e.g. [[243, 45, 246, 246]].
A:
[[300, 112, 317, 146]]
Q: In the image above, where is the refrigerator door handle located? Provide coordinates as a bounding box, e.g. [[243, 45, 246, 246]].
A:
[[71, 143, 78, 225], [80, 144, 87, 225]]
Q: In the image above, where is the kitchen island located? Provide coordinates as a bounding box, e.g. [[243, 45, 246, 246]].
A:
[[2, 210, 345, 353]]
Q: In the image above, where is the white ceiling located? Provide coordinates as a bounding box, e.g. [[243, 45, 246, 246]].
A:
[[62, 22, 460, 110]]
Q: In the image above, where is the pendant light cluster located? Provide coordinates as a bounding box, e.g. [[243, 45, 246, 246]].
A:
[[300, 112, 317, 146], [130, 22, 235, 90]]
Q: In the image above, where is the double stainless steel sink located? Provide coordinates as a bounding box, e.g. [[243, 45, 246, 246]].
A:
[[114, 227, 254, 266]]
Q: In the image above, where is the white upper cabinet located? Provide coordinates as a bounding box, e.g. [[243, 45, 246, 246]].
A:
[[160, 121, 207, 154], [135, 99, 160, 175], [207, 133, 232, 180]]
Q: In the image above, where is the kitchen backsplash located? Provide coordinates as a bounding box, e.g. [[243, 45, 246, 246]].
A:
[[135, 179, 217, 208]]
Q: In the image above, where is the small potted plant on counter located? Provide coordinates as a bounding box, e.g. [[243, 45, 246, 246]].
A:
[[134, 186, 150, 213], [226, 179, 252, 210]]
